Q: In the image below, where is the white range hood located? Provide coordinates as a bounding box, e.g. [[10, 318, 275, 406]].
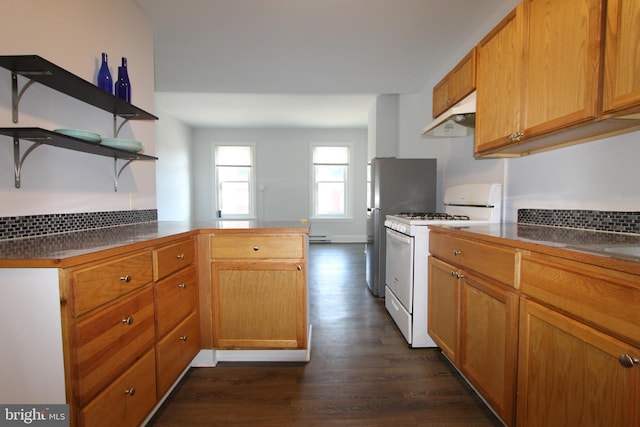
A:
[[421, 92, 476, 138]]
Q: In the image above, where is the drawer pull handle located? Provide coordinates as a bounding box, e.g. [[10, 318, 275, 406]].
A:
[[122, 316, 134, 325], [177, 254, 185, 260], [179, 335, 188, 341], [619, 354, 640, 368], [120, 274, 132, 283], [453, 250, 461, 256], [124, 388, 136, 396], [178, 283, 187, 289], [253, 246, 260, 251]]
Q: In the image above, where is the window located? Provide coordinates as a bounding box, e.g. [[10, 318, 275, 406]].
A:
[[214, 145, 255, 219], [311, 145, 351, 218]]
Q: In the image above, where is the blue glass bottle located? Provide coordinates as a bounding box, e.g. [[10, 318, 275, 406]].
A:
[[122, 57, 131, 103], [97, 52, 112, 94], [114, 66, 130, 103]]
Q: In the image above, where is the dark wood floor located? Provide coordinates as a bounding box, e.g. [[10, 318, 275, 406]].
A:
[[148, 243, 503, 426]]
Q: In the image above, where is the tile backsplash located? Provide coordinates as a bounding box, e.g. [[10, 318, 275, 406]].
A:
[[518, 209, 640, 235], [0, 209, 157, 240]]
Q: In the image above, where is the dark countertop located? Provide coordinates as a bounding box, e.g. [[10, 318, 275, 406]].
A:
[[0, 220, 310, 268], [429, 223, 640, 274]]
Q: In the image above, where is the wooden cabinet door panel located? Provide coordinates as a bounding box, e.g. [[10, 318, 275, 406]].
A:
[[475, 5, 523, 153], [73, 285, 155, 405], [603, 0, 640, 114], [427, 256, 460, 362], [461, 274, 519, 426], [518, 299, 640, 427], [156, 311, 200, 397], [154, 238, 196, 281], [155, 264, 198, 338], [212, 261, 306, 349], [522, 0, 603, 135], [79, 349, 156, 427]]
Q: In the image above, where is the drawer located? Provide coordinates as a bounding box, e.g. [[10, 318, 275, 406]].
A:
[[79, 348, 156, 427], [154, 238, 196, 280], [429, 232, 518, 288], [71, 251, 153, 316], [73, 286, 155, 405], [521, 253, 640, 346], [211, 234, 303, 259], [156, 311, 200, 397], [155, 264, 198, 338]]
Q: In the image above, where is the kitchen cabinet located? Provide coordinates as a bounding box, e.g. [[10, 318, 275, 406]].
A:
[[58, 236, 199, 426], [602, 0, 640, 116], [432, 48, 476, 118], [153, 238, 199, 397], [427, 256, 461, 363], [61, 249, 157, 426], [475, 0, 640, 157], [476, 0, 603, 155], [518, 251, 640, 426], [0, 55, 158, 190], [210, 232, 308, 349], [475, 5, 523, 154], [429, 230, 520, 426]]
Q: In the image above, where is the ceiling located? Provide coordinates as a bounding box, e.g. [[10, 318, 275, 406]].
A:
[[134, 0, 508, 128]]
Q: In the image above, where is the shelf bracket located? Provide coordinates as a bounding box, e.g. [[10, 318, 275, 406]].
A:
[[114, 157, 135, 192], [13, 137, 45, 188], [12, 71, 52, 123], [113, 114, 130, 138]]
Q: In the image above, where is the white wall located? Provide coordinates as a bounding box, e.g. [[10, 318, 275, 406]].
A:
[[191, 127, 368, 242], [155, 108, 193, 220], [0, 0, 156, 217]]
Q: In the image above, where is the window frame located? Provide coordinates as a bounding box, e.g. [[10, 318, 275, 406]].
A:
[[212, 143, 257, 220], [310, 143, 353, 220]]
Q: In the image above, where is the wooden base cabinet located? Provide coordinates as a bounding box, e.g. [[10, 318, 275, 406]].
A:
[[427, 256, 461, 363], [461, 273, 518, 426], [518, 299, 640, 427], [210, 232, 308, 350]]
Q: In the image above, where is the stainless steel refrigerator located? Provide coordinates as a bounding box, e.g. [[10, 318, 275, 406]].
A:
[[365, 157, 437, 296]]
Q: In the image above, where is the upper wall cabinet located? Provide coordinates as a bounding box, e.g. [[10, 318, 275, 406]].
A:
[[475, 5, 523, 154], [432, 48, 476, 118], [475, 0, 640, 158], [602, 0, 640, 115]]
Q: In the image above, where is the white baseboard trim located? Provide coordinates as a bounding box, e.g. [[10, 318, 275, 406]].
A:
[[191, 324, 313, 367]]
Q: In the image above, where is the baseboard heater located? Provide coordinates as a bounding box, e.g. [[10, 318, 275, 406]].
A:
[[309, 235, 330, 243]]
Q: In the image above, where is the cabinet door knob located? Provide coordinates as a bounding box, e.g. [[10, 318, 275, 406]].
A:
[[253, 246, 260, 251], [124, 388, 136, 396], [178, 283, 187, 289], [619, 354, 640, 368], [456, 273, 464, 279], [450, 271, 457, 276], [453, 250, 461, 256], [177, 253, 185, 260], [179, 335, 188, 341], [120, 274, 132, 283], [297, 265, 302, 271], [122, 316, 134, 325]]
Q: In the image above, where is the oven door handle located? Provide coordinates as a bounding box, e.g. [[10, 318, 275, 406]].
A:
[[386, 228, 413, 245]]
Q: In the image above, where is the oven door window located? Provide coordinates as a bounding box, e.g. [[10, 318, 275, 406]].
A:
[[385, 228, 414, 312]]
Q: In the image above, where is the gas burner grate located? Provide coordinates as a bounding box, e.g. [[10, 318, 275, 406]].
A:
[[396, 212, 471, 221]]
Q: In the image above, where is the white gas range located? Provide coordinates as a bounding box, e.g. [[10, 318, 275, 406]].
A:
[[383, 183, 502, 347]]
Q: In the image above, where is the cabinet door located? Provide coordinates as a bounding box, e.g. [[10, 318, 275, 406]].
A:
[[518, 299, 640, 427], [427, 256, 461, 363], [211, 261, 306, 349], [475, 5, 523, 154], [450, 48, 476, 107], [461, 273, 519, 426], [603, 0, 640, 114], [433, 78, 452, 118], [521, 0, 603, 136]]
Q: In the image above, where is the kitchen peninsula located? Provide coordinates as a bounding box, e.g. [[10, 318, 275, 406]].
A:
[[0, 220, 310, 427]]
